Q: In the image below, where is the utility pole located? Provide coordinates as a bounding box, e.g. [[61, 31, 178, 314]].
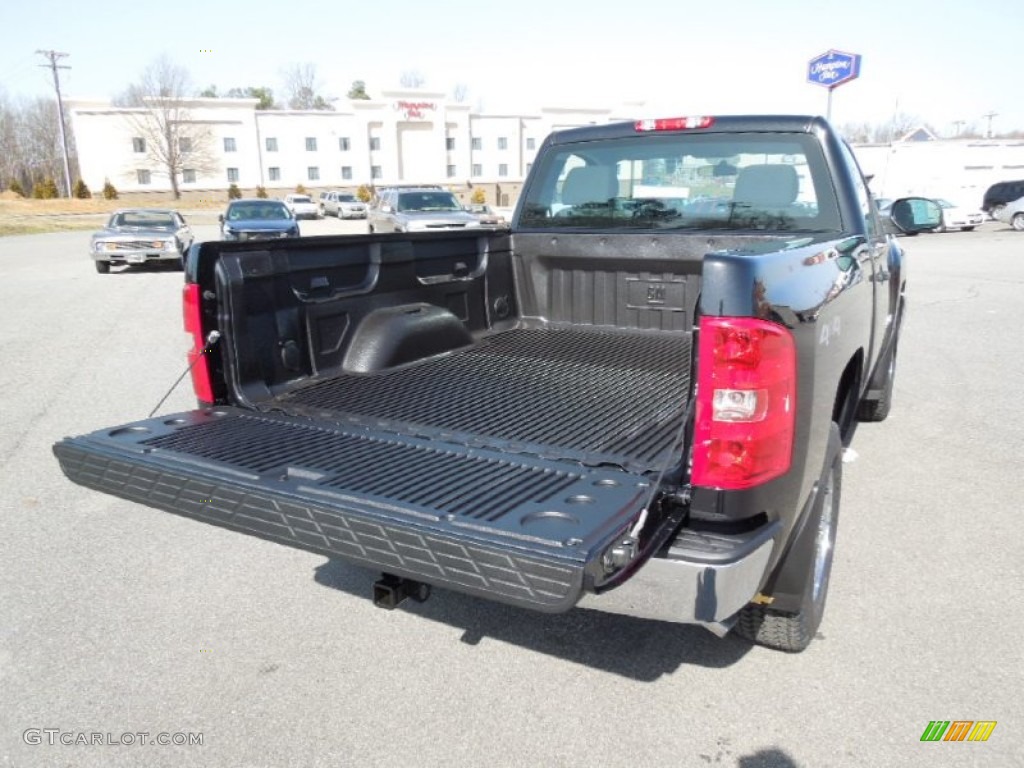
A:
[[982, 111, 998, 139], [36, 49, 73, 197]]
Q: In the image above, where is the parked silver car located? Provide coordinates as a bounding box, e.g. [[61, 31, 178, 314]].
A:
[[991, 195, 1024, 231], [367, 187, 482, 233], [320, 190, 368, 219], [283, 194, 320, 220], [90, 209, 193, 274]]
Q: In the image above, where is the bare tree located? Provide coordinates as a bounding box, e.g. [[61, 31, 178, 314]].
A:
[[21, 97, 67, 184], [0, 93, 18, 188], [874, 112, 925, 144], [837, 121, 873, 144], [399, 70, 426, 88], [0, 94, 76, 194], [281, 63, 332, 110], [117, 56, 218, 199]]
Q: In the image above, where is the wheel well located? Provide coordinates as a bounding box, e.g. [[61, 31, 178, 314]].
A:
[[832, 351, 863, 446]]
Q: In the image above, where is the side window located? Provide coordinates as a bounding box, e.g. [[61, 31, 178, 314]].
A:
[[838, 141, 877, 236]]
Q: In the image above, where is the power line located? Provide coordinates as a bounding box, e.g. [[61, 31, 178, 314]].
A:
[[36, 49, 73, 197]]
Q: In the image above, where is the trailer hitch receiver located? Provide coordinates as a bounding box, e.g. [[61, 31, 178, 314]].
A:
[[373, 573, 432, 609]]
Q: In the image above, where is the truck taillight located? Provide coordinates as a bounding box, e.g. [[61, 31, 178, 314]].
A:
[[182, 283, 215, 404], [691, 317, 796, 490], [634, 116, 715, 132]]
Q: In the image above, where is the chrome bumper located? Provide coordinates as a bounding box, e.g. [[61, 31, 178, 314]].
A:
[[577, 522, 779, 636]]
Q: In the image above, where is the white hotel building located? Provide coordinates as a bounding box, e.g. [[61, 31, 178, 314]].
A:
[[69, 91, 1024, 208], [69, 90, 640, 205]]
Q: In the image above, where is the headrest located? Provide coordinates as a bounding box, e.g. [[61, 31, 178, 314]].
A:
[[561, 166, 619, 206], [733, 164, 799, 208]]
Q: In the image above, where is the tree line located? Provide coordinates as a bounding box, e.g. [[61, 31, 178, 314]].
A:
[[0, 93, 79, 198], [3, 53, 1021, 199]]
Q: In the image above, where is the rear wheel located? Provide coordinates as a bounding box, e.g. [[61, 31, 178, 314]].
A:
[[962, 226, 975, 232], [1012, 213, 1024, 232], [94, 261, 110, 274], [734, 424, 842, 652]]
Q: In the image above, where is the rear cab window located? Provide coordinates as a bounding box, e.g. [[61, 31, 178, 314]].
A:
[[519, 132, 841, 233]]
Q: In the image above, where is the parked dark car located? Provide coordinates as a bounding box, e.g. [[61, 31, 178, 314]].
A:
[[219, 199, 300, 241], [982, 179, 1024, 213], [90, 209, 193, 274]]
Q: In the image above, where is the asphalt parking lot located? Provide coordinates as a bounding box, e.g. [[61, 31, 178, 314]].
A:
[[1, 222, 1021, 768]]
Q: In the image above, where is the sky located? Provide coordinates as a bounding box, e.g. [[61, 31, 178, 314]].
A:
[[2, 0, 1022, 135]]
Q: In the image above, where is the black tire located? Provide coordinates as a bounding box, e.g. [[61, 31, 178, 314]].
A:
[[94, 261, 110, 274], [962, 226, 975, 232], [857, 337, 897, 422], [734, 424, 842, 652]]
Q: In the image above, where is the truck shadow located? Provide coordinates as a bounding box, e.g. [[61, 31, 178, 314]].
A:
[[313, 558, 753, 680]]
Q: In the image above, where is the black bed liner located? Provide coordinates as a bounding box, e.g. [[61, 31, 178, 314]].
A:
[[54, 326, 692, 611], [269, 326, 691, 472]]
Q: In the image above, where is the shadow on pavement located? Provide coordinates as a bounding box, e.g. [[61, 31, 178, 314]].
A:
[[313, 558, 754, 681], [737, 747, 802, 767]]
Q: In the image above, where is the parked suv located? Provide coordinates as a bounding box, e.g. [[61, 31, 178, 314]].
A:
[[983, 180, 1024, 231], [320, 190, 368, 219], [368, 187, 481, 233]]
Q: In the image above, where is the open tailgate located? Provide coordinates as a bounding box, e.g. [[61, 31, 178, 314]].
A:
[[53, 407, 654, 612]]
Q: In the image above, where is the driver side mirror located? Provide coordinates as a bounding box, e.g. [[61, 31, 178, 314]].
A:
[[889, 197, 942, 235]]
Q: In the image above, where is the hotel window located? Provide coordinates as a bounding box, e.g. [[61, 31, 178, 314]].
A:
[[266, 137, 278, 152], [370, 137, 381, 151], [223, 137, 237, 152], [497, 137, 508, 150], [178, 137, 192, 153], [136, 169, 151, 184], [341, 166, 353, 180], [371, 165, 382, 179], [446, 137, 455, 151], [305, 137, 318, 151], [472, 164, 482, 177], [498, 164, 508, 177], [132, 137, 145, 153], [182, 169, 196, 184], [471, 137, 482, 151], [526, 137, 536, 150], [307, 166, 320, 181], [339, 137, 351, 151], [226, 168, 239, 182], [446, 165, 456, 178], [268, 167, 281, 181]]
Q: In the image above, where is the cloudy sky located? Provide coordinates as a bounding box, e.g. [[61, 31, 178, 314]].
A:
[[2, 0, 1021, 134]]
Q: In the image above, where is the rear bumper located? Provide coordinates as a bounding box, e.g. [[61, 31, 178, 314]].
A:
[[577, 522, 779, 633]]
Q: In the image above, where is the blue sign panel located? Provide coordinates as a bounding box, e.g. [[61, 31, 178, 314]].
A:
[[807, 50, 862, 89]]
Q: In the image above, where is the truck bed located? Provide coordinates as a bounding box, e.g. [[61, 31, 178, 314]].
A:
[[54, 324, 691, 612], [269, 325, 690, 472]]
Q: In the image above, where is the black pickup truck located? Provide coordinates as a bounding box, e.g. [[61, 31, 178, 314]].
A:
[[54, 116, 940, 652]]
